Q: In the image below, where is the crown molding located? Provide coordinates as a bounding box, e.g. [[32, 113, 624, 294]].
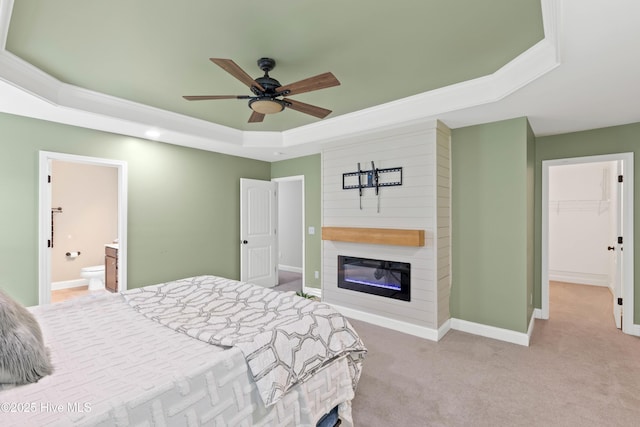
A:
[[0, 0, 12, 50], [0, 0, 560, 162]]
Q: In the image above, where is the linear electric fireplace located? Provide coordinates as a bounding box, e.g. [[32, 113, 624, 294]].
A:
[[338, 255, 410, 301]]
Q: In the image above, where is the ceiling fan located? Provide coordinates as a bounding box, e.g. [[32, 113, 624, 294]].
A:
[[183, 57, 340, 123]]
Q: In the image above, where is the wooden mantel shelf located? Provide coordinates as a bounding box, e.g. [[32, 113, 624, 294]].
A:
[[322, 227, 425, 247]]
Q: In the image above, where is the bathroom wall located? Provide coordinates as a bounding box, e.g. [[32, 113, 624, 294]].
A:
[[51, 160, 118, 284]]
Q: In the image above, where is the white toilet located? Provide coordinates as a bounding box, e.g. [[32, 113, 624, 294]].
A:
[[80, 265, 105, 291]]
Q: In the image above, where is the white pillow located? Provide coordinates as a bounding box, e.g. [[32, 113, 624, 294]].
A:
[[0, 289, 53, 384]]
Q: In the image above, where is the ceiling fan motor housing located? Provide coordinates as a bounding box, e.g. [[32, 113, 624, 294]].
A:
[[253, 76, 282, 94], [250, 58, 287, 113]]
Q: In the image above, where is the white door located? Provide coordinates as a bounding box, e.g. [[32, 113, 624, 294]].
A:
[[611, 161, 623, 329], [240, 178, 278, 287]]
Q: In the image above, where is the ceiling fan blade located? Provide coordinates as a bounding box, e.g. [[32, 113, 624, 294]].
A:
[[284, 98, 332, 119], [248, 111, 265, 123], [183, 95, 250, 100], [209, 58, 265, 91], [277, 72, 340, 96]]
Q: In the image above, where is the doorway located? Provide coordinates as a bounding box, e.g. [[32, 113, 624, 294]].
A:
[[273, 176, 305, 294], [39, 151, 128, 305], [239, 176, 305, 292], [541, 153, 634, 335]]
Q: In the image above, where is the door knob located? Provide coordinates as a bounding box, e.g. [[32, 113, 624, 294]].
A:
[[607, 246, 615, 251], [242, 240, 248, 244]]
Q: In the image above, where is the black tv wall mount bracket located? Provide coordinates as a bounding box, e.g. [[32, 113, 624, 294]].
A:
[[342, 162, 403, 212]]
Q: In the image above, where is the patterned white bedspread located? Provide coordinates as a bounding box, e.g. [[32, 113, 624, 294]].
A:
[[0, 278, 363, 426], [123, 275, 367, 407]]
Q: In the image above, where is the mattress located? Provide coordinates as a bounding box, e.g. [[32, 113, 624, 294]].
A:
[[0, 279, 362, 426]]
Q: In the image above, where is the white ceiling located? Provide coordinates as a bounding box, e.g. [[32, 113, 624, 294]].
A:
[[1, 0, 640, 162]]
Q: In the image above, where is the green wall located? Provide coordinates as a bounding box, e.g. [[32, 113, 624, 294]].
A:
[[6, 107, 636, 329], [526, 120, 536, 323], [0, 113, 270, 306], [271, 154, 321, 289], [452, 118, 640, 331], [450, 117, 534, 333], [536, 122, 640, 324]]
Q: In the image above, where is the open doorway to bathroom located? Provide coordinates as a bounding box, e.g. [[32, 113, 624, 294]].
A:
[[38, 151, 128, 305]]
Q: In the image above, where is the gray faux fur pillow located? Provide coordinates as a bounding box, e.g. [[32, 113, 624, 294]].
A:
[[0, 289, 53, 384]]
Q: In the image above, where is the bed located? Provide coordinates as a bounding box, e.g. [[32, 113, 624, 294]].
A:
[[0, 275, 366, 426]]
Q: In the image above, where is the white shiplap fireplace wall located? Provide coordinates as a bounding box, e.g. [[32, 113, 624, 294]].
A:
[[322, 120, 451, 341]]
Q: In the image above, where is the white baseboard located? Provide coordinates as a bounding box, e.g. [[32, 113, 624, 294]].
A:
[[278, 265, 303, 274], [51, 279, 86, 291], [338, 305, 640, 343], [527, 310, 536, 340], [449, 317, 531, 347], [437, 319, 452, 341], [329, 301, 535, 346], [627, 323, 640, 337], [549, 270, 609, 287], [303, 286, 322, 298], [328, 303, 444, 342]]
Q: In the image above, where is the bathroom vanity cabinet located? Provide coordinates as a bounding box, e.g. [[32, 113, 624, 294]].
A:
[[105, 246, 118, 292]]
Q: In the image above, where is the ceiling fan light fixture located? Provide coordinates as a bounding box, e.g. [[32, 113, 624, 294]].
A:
[[249, 98, 285, 114], [185, 57, 340, 122]]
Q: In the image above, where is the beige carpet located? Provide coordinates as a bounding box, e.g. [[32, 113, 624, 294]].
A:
[[350, 281, 640, 426]]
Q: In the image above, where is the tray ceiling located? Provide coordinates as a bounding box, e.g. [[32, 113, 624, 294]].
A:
[[3, 1, 640, 162], [5, 0, 543, 132]]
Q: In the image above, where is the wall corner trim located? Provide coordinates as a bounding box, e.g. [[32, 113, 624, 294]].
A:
[[437, 319, 452, 341]]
